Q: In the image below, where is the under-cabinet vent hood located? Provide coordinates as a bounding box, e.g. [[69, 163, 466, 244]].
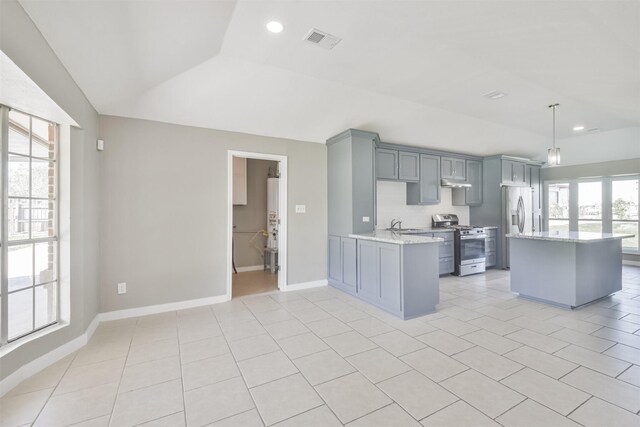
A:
[[441, 178, 472, 188]]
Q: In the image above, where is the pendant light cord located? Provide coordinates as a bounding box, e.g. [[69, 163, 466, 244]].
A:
[[549, 103, 559, 150]]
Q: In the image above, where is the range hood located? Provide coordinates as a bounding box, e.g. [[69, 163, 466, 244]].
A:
[[441, 178, 471, 188]]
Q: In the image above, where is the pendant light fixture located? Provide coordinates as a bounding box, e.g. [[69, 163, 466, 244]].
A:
[[547, 103, 560, 166]]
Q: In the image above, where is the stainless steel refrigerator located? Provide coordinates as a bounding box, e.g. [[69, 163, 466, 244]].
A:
[[502, 186, 537, 268]]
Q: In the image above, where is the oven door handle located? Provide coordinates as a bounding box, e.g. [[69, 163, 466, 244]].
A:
[[460, 235, 488, 240]]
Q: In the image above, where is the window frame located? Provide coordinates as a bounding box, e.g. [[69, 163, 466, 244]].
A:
[[544, 175, 640, 255], [1, 106, 60, 346]]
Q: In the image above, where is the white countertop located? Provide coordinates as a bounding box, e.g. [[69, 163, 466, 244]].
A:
[[349, 231, 443, 245], [506, 231, 635, 243]]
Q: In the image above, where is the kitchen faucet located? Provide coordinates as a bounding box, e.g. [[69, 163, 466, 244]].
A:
[[390, 219, 403, 230]]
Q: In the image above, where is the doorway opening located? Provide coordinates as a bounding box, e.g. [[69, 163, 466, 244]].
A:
[[227, 151, 287, 299]]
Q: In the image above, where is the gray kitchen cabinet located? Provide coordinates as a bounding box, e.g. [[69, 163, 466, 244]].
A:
[[376, 148, 398, 180], [398, 152, 420, 182], [433, 232, 454, 274], [502, 160, 528, 187], [408, 231, 454, 275], [328, 235, 357, 295], [328, 235, 342, 284], [327, 130, 377, 236], [355, 238, 440, 319], [452, 159, 483, 206], [485, 229, 497, 268], [528, 164, 542, 232], [407, 154, 441, 205], [357, 239, 379, 304], [377, 243, 402, 313], [441, 156, 466, 180], [341, 237, 357, 292]]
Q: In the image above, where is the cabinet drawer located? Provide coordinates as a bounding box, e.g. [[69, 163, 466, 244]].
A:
[[486, 252, 497, 268], [439, 241, 454, 258], [439, 256, 454, 275], [485, 237, 496, 252], [486, 229, 497, 238]]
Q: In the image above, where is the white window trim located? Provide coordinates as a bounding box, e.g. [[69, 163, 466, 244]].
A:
[[0, 106, 69, 347], [544, 175, 640, 255]]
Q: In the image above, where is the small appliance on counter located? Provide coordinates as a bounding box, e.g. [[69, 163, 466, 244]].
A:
[[432, 214, 487, 276]]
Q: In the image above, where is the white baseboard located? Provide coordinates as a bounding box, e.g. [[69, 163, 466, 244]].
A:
[[284, 279, 328, 292], [0, 315, 99, 398], [1, 294, 230, 397], [235, 265, 264, 273], [99, 294, 230, 322], [623, 259, 640, 267]]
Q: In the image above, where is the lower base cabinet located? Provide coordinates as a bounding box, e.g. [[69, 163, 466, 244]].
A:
[[328, 235, 357, 295], [329, 236, 440, 319], [485, 229, 497, 268]]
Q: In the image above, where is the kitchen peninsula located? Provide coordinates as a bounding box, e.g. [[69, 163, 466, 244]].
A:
[[507, 231, 635, 308], [345, 230, 442, 319]]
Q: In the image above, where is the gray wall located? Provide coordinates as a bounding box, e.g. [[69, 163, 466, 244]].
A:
[[542, 158, 640, 182], [98, 115, 327, 312], [542, 158, 640, 263], [233, 159, 277, 268], [0, 0, 100, 382]]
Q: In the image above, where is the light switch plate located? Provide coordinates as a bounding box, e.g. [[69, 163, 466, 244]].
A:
[[117, 282, 127, 294], [295, 205, 306, 213], [97, 139, 104, 151], [362, 216, 370, 222]]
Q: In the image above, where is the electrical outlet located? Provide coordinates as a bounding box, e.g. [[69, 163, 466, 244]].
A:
[[295, 205, 306, 213], [117, 282, 127, 294], [362, 216, 370, 223]]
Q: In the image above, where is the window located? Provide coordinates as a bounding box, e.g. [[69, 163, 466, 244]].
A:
[[612, 178, 639, 251], [578, 181, 602, 233], [545, 176, 640, 254], [548, 183, 570, 232], [1, 107, 59, 344]]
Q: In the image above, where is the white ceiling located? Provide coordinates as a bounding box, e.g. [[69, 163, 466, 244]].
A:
[[18, 0, 640, 158]]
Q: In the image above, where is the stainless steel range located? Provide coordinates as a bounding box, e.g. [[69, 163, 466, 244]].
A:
[[432, 214, 486, 276]]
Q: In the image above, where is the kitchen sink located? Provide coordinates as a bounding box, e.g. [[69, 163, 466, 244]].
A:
[[385, 228, 428, 234]]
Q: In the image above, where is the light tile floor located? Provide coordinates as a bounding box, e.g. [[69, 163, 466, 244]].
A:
[[2, 267, 640, 426]]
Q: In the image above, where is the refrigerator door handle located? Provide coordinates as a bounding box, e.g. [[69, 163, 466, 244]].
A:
[[517, 196, 525, 233]]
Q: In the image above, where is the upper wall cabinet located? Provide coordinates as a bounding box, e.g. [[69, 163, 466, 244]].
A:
[[232, 156, 247, 205], [501, 160, 529, 187], [328, 130, 377, 236], [441, 156, 466, 180], [452, 159, 482, 206], [398, 152, 420, 182], [376, 149, 419, 182], [407, 154, 440, 205], [376, 148, 398, 180]]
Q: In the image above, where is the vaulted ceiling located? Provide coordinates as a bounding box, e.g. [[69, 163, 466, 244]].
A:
[[18, 0, 640, 158]]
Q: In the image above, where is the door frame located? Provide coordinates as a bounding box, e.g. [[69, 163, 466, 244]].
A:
[[226, 150, 287, 300]]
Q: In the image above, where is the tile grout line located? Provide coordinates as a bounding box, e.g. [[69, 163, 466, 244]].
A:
[[216, 304, 270, 427], [30, 350, 80, 425], [175, 310, 190, 427]]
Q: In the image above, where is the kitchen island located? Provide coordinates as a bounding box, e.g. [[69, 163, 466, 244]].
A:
[[329, 231, 442, 319], [507, 231, 635, 308]]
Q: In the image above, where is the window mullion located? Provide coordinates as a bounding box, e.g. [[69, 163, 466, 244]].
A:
[[1, 106, 9, 345]]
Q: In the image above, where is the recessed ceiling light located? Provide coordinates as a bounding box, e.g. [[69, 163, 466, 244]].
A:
[[483, 90, 507, 100], [266, 21, 284, 34], [573, 125, 585, 131]]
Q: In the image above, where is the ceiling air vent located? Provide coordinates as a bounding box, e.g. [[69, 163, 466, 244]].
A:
[[304, 28, 342, 50], [483, 90, 507, 100]]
